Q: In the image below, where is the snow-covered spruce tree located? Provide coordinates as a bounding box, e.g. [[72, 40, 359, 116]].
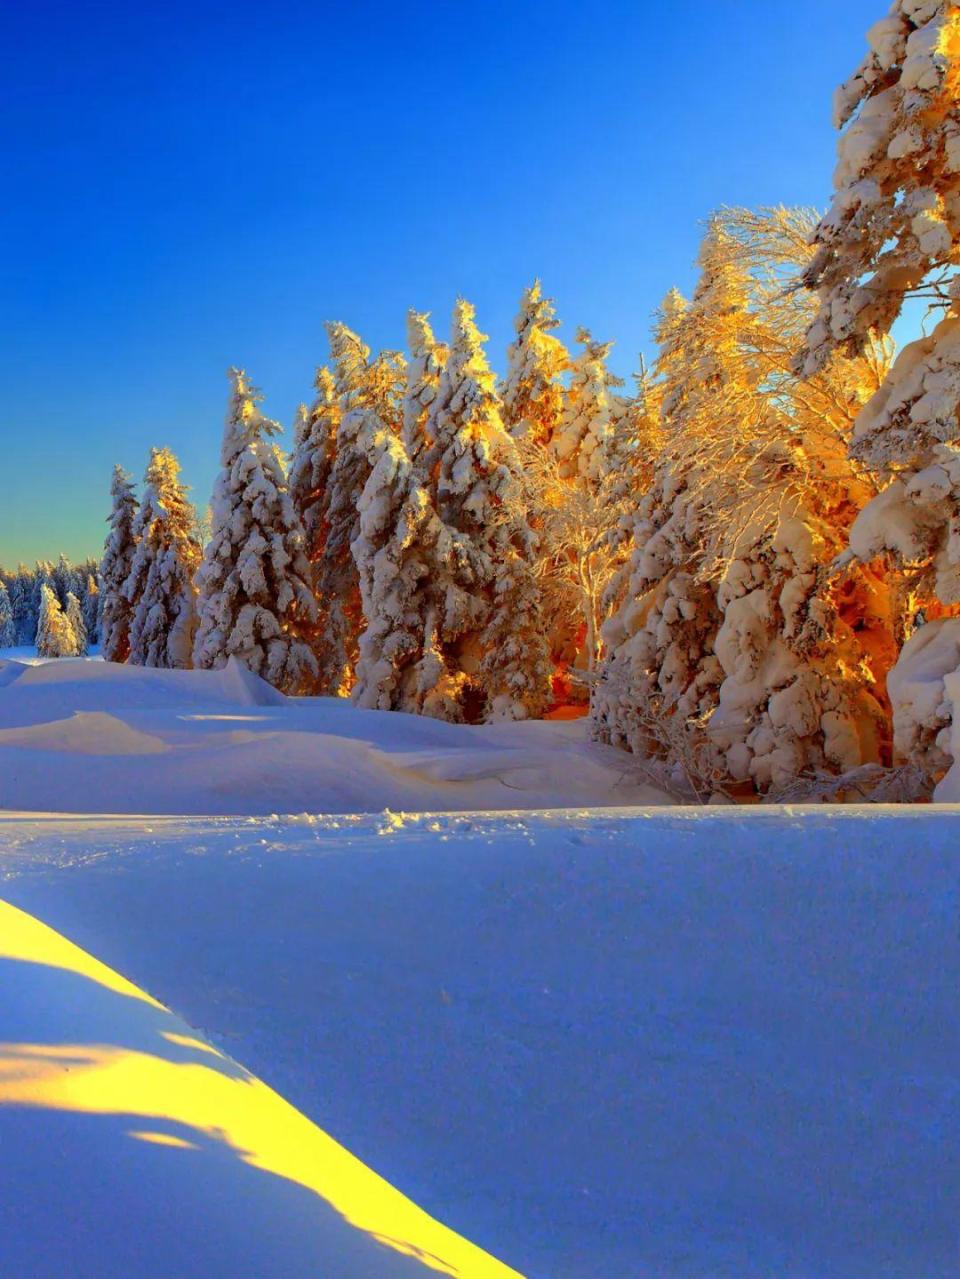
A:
[[36, 583, 79, 658], [193, 369, 318, 694], [65, 591, 88, 656], [98, 465, 140, 663], [0, 580, 16, 648], [501, 281, 569, 445], [419, 298, 550, 722], [288, 366, 339, 565], [124, 447, 200, 669], [595, 213, 895, 796], [81, 575, 99, 647], [402, 310, 447, 474], [794, 2, 960, 792], [552, 328, 623, 481], [9, 567, 34, 645], [350, 411, 449, 710], [313, 325, 406, 694]]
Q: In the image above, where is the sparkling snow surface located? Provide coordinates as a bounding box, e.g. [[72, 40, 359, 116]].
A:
[[0, 655, 956, 1277]]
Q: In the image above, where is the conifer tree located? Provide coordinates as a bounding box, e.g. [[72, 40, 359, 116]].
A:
[[82, 575, 99, 647], [65, 591, 88, 656], [288, 366, 339, 564], [553, 328, 621, 480], [421, 298, 550, 721], [402, 310, 446, 474], [313, 325, 405, 693], [193, 369, 318, 694], [124, 447, 200, 669], [9, 567, 32, 645], [0, 581, 16, 649], [596, 212, 895, 796], [351, 412, 446, 710], [501, 281, 568, 444], [36, 583, 79, 658], [99, 465, 140, 663], [793, 2, 960, 788]]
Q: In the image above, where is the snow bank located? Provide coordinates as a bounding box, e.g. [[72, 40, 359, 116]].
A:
[[0, 898, 518, 1279], [0, 656, 667, 814], [2, 808, 955, 1278]]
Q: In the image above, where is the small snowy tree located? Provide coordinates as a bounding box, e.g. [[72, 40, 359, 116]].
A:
[[193, 369, 318, 694], [98, 465, 140, 663], [9, 567, 33, 645], [402, 310, 447, 474], [65, 591, 89, 656], [0, 581, 16, 649], [501, 281, 569, 444], [36, 584, 79, 658], [124, 447, 200, 669]]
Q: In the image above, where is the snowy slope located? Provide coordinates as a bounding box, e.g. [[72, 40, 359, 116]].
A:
[[0, 897, 519, 1279], [2, 807, 957, 1278], [0, 655, 667, 813]]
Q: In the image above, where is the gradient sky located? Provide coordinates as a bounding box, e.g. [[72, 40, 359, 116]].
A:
[[2, 0, 885, 565]]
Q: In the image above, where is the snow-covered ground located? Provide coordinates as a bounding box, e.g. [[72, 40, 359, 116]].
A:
[[2, 806, 957, 1278], [0, 654, 956, 1277], [0, 654, 667, 814]]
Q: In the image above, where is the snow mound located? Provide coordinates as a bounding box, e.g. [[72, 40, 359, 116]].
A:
[[0, 898, 519, 1279], [0, 711, 168, 756], [0, 657, 668, 814]]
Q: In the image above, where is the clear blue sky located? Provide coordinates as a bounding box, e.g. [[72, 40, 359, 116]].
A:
[[1, 0, 883, 565]]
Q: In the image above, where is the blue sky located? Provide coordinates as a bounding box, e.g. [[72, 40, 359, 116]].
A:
[[2, 0, 884, 564]]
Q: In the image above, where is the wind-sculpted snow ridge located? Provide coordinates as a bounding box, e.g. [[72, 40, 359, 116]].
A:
[[0, 809, 955, 1278], [0, 899, 521, 1279], [0, 654, 668, 814]]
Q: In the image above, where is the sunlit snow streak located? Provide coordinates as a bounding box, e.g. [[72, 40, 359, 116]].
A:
[[0, 900, 523, 1279]]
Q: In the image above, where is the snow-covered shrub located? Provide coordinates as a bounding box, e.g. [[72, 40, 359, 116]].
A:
[[99, 465, 139, 663], [124, 447, 200, 669]]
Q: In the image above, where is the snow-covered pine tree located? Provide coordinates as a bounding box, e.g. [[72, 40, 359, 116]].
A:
[[501, 281, 569, 445], [793, 1, 960, 792], [0, 580, 16, 648], [596, 211, 896, 797], [552, 328, 622, 481], [193, 369, 318, 694], [312, 325, 406, 694], [99, 465, 140, 663], [288, 366, 339, 565], [402, 310, 447, 474], [36, 583, 79, 658], [420, 298, 550, 721], [9, 567, 33, 645], [350, 411, 447, 710], [124, 447, 200, 669], [65, 591, 89, 656], [81, 574, 99, 647]]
